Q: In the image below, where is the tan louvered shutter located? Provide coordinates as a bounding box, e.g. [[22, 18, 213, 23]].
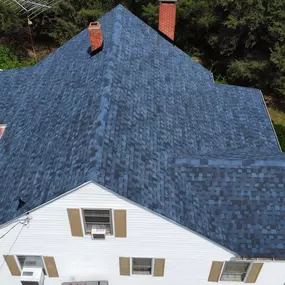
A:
[[245, 263, 263, 283], [43, 256, 59, 277], [208, 261, 224, 282], [67, 208, 83, 237], [3, 255, 20, 276], [119, 257, 130, 275], [114, 210, 127, 237], [153, 258, 165, 277]]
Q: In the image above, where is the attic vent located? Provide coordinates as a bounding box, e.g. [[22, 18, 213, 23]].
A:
[[0, 124, 6, 138], [88, 21, 103, 54]]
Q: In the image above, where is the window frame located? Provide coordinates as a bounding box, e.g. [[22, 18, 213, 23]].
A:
[[131, 257, 153, 276], [16, 255, 47, 275], [220, 261, 252, 282], [81, 208, 113, 236]]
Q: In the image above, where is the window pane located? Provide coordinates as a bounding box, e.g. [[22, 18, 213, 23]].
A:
[[133, 258, 152, 266], [17, 256, 46, 275], [225, 262, 249, 273], [17, 256, 43, 268], [85, 216, 110, 223], [84, 210, 110, 216], [86, 223, 111, 233], [83, 209, 112, 235], [17, 256, 26, 268], [221, 262, 250, 282], [132, 258, 152, 275]]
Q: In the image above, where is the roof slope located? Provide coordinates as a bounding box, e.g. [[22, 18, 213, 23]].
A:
[[0, 5, 284, 257], [174, 153, 285, 257]]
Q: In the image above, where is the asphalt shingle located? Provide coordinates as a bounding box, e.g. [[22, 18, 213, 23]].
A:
[[0, 5, 283, 258]]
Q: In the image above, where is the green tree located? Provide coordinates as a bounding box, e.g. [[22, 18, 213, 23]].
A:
[[0, 45, 20, 69], [0, 3, 22, 32], [0, 0, 285, 98], [0, 45, 35, 69]]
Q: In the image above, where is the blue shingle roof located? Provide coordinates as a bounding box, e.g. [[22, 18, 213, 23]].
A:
[[0, 5, 284, 257]]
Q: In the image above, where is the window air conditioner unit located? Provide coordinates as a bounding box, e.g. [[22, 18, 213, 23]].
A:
[[91, 227, 106, 239], [20, 267, 45, 285]]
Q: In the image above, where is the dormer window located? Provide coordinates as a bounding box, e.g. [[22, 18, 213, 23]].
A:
[[0, 124, 6, 138]]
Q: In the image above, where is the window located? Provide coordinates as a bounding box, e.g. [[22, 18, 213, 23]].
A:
[[17, 256, 46, 275], [83, 209, 113, 235], [132, 258, 152, 275], [220, 261, 250, 282], [0, 124, 6, 138]]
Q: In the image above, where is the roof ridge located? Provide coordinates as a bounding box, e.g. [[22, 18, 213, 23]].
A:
[[86, 4, 124, 181]]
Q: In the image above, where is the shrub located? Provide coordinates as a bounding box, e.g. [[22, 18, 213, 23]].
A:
[[0, 45, 21, 70], [0, 45, 35, 70]]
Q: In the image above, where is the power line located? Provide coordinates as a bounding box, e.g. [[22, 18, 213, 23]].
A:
[[0, 223, 25, 273], [0, 216, 30, 240], [0, 222, 21, 240]]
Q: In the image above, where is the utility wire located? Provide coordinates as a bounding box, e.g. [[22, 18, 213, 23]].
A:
[[0, 222, 22, 240], [0, 217, 30, 240], [0, 223, 25, 273]]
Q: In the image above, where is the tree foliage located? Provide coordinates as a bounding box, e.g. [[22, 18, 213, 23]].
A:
[[0, 0, 284, 97], [0, 45, 21, 69], [0, 45, 35, 69], [0, 3, 22, 32]]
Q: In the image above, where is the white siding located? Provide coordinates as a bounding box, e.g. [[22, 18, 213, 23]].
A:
[[0, 182, 284, 285]]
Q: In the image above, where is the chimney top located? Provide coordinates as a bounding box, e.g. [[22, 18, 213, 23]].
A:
[[158, 1, 177, 41], [89, 22, 101, 29], [88, 21, 103, 54], [0, 124, 6, 138]]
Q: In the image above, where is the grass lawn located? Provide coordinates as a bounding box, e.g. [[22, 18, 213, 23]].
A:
[[266, 107, 285, 151], [268, 107, 285, 126]]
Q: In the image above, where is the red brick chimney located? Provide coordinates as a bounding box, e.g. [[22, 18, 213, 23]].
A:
[[88, 22, 103, 53], [158, 0, 177, 41], [0, 125, 6, 138]]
